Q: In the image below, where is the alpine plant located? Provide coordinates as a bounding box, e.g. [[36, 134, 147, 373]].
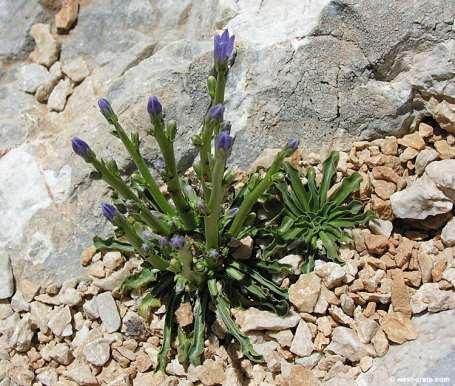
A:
[[271, 151, 375, 272], [71, 29, 298, 370]]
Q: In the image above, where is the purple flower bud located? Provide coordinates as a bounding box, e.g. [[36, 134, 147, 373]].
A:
[[71, 137, 92, 159], [147, 96, 163, 117], [170, 235, 185, 249], [214, 29, 235, 64], [101, 202, 117, 222], [158, 236, 169, 249], [98, 98, 117, 124], [285, 138, 300, 152], [208, 249, 220, 259], [209, 104, 224, 121], [215, 131, 234, 152], [227, 207, 239, 217]]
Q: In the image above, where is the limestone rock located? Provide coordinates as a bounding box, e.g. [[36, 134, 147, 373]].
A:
[[65, 362, 98, 385], [48, 342, 73, 365], [364, 233, 389, 255], [289, 273, 321, 312], [428, 99, 455, 134], [380, 312, 417, 344], [0, 256, 14, 299], [371, 328, 389, 357], [62, 57, 90, 83], [103, 251, 124, 270], [96, 292, 121, 333], [278, 254, 303, 274], [397, 133, 425, 150], [48, 78, 73, 112], [326, 327, 375, 362], [290, 320, 313, 357], [314, 261, 346, 289], [9, 315, 33, 352], [441, 217, 455, 246], [411, 283, 455, 313], [233, 307, 300, 332], [425, 159, 455, 201], [29, 23, 60, 67], [17, 63, 52, 94], [55, 0, 79, 33], [390, 270, 412, 317], [193, 359, 225, 386], [354, 314, 379, 344], [415, 149, 438, 176], [175, 302, 193, 328], [83, 337, 111, 366], [48, 305, 72, 336], [368, 218, 393, 238]]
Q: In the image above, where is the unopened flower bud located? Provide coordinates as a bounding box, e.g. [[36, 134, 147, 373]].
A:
[[207, 75, 216, 98], [170, 235, 185, 249], [215, 131, 234, 152], [285, 138, 300, 152], [71, 137, 93, 161], [147, 96, 163, 117], [101, 202, 117, 222], [209, 104, 224, 121], [214, 29, 235, 65], [98, 98, 117, 124], [166, 120, 177, 141]]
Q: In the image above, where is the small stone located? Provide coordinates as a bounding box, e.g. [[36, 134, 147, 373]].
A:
[[372, 179, 396, 200], [280, 365, 320, 386], [267, 330, 293, 347], [96, 292, 121, 333], [80, 246, 96, 266], [415, 149, 438, 175], [371, 195, 394, 220], [62, 57, 90, 83], [340, 294, 355, 316], [93, 259, 141, 291], [314, 262, 346, 289], [278, 254, 303, 274], [11, 291, 29, 312], [103, 251, 125, 270], [399, 147, 419, 162], [49, 342, 73, 365], [390, 270, 412, 317], [371, 328, 389, 357], [59, 287, 82, 306], [441, 217, 455, 246], [290, 320, 313, 357], [359, 356, 373, 372], [65, 362, 98, 385], [0, 256, 14, 300], [326, 327, 375, 362], [30, 301, 51, 332], [372, 166, 400, 184], [430, 99, 455, 134], [410, 283, 455, 313], [48, 305, 72, 336], [381, 312, 417, 344], [381, 137, 398, 155], [48, 78, 73, 112], [295, 352, 321, 369], [397, 133, 425, 150], [417, 249, 434, 283], [135, 353, 152, 373], [364, 233, 389, 255], [9, 315, 33, 352], [37, 368, 59, 386], [368, 218, 393, 238], [231, 236, 254, 260], [29, 23, 60, 67], [434, 140, 455, 159], [233, 307, 300, 332], [194, 359, 225, 386], [83, 338, 111, 366], [17, 63, 53, 94], [289, 273, 321, 312], [418, 122, 433, 137], [175, 302, 193, 328], [55, 0, 79, 33], [354, 313, 379, 344]]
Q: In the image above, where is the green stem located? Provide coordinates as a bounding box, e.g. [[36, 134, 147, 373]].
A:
[[214, 69, 226, 106], [151, 118, 196, 230], [228, 150, 287, 238], [205, 152, 226, 249], [113, 122, 176, 216], [176, 247, 204, 286]]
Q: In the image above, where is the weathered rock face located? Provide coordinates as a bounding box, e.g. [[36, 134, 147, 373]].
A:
[[0, 0, 454, 283]]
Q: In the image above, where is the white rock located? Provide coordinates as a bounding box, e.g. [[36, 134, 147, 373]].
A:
[[96, 292, 121, 333], [83, 297, 99, 319], [415, 148, 438, 175], [0, 256, 14, 300], [83, 337, 111, 366], [17, 63, 52, 93], [233, 307, 300, 332], [29, 23, 59, 67], [326, 327, 375, 362], [425, 159, 455, 201], [103, 251, 125, 270], [65, 362, 98, 385], [62, 57, 90, 83], [390, 174, 452, 219], [314, 261, 346, 289], [354, 314, 379, 344], [49, 342, 73, 365], [288, 273, 321, 312], [59, 287, 82, 306], [48, 78, 73, 112], [48, 305, 73, 336], [10, 291, 30, 312], [295, 352, 321, 369], [37, 369, 58, 386], [30, 301, 51, 332], [442, 267, 455, 287], [368, 218, 393, 238], [410, 283, 455, 313], [9, 315, 33, 352], [290, 320, 313, 357], [278, 254, 303, 274], [93, 259, 140, 291], [441, 217, 455, 247]]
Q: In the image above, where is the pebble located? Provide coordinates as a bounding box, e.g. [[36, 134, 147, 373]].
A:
[[290, 320, 313, 357], [62, 57, 90, 83], [288, 273, 321, 312], [96, 292, 121, 333], [233, 307, 300, 332], [29, 23, 60, 67], [83, 338, 112, 366], [55, 0, 79, 33], [48, 78, 73, 112]]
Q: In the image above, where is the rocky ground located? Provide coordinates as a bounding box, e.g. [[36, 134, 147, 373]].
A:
[[1, 119, 455, 385]]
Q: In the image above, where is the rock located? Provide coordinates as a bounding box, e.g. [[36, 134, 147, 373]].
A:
[[175, 302, 193, 328], [428, 99, 455, 134], [280, 365, 320, 386], [390, 270, 412, 317], [48, 305, 73, 336], [0, 256, 14, 299], [83, 297, 99, 319], [29, 23, 60, 67], [48, 78, 73, 112], [65, 362, 98, 385], [410, 283, 455, 313], [399, 147, 419, 162], [417, 249, 433, 283], [372, 166, 401, 184], [9, 315, 33, 352], [10, 290, 30, 312], [289, 273, 321, 312], [62, 57, 90, 83], [55, 0, 79, 33], [441, 217, 455, 246], [233, 307, 300, 332], [364, 233, 389, 255], [381, 312, 417, 344], [103, 251, 124, 270], [268, 329, 293, 348], [17, 63, 52, 94], [371, 179, 396, 200], [390, 175, 452, 219], [93, 259, 140, 291], [59, 287, 82, 306], [354, 313, 379, 344], [359, 356, 373, 372], [30, 301, 51, 331], [397, 133, 425, 150], [415, 149, 438, 176], [231, 236, 253, 260], [326, 327, 375, 362], [37, 369, 59, 386], [49, 342, 73, 365], [278, 254, 303, 274], [290, 320, 313, 357], [371, 328, 389, 357], [340, 294, 355, 316], [295, 352, 321, 369], [314, 261, 346, 289], [368, 218, 393, 238], [425, 159, 455, 200], [193, 359, 225, 386], [96, 292, 121, 333], [83, 337, 111, 366]]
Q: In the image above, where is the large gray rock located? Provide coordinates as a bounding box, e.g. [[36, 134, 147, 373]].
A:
[[0, 0, 454, 284]]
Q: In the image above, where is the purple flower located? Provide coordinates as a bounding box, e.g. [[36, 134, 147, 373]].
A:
[[215, 131, 234, 152], [98, 98, 116, 124], [147, 96, 163, 117], [158, 236, 169, 249], [285, 138, 300, 152], [101, 202, 117, 222], [227, 207, 239, 217], [170, 235, 185, 249], [71, 137, 92, 159], [209, 104, 224, 121], [214, 29, 235, 64]]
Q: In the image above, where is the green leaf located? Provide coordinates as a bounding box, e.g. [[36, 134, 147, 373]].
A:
[[137, 292, 161, 319], [93, 235, 135, 253], [319, 151, 339, 206], [256, 260, 293, 275], [284, 162, 310, 211], [120, 268, 159, 293], [319, 230, 338, 260], [177, 327, 192, 365], [188, 292, 208, 366], [306, 167, 319, 211], [330, 172, 362, 205]]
